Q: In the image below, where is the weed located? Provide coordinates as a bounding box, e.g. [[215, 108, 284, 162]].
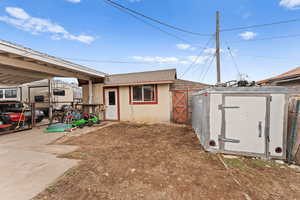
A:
[[224, 158, 247, 169]]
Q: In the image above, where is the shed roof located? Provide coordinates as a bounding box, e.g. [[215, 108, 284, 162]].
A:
[[258, 66, 300, 85], [194, 86, 295, 95], [104, 68, 177, 86]]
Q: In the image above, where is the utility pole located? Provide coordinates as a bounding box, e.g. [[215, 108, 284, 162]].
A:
[[216, 11, 221, 84]]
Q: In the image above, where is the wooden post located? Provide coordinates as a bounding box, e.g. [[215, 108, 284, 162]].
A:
[[88, 80, 93, 113]]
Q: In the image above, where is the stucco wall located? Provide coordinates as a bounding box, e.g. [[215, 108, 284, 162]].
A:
[[119, 84, 172, 122]]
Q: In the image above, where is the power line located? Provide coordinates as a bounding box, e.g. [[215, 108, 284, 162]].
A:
[[232, 33, 300, 43], [61, 57, 172, 64], [200, 54, 216, 81], [180, 36, 214, 78], [226, 42, 240, 75], [104, 0, 199, 45], [237, 54, 291, 61], [221, 18, 300, 32], [103, 0, 212, 36], [193, 53, 214, 80]]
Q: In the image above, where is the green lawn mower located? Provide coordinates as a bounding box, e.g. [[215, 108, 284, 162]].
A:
[[71, 114, 100, 129], [45, 111, 100, 133]]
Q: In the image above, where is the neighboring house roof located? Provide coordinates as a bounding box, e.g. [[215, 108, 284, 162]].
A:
[[104, 69, 177, 86], [258, 66, 300, 85]]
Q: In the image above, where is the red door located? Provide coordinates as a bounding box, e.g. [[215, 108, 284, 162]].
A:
[[172, 90, 188, 124]]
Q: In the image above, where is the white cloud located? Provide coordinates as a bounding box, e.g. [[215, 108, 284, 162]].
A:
[[204, 48, 217, 55], [6, 7, 30, 20], [239, 31, 257, 40], [132, 54, 217, 65], [131, 49, 220, 65], [279, 0, 300, 9], [187, 55, 211, 65], [176, 43, 196, 51], [0, 7, 95, 44], [67, 0, 81, 3], [132, 56, 188, 64]]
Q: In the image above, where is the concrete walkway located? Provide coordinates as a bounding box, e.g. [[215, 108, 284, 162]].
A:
[[0, 128, 79, 200]]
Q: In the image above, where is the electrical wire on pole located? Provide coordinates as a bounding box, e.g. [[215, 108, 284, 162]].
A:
[[104, 0, 203, 46], [200, 54, 216, 82], [103, 0, 212, 36], [61, 57, 179, 65], [194, 53, 215, 80], [231, 33, 300, 44], [221, 18, 300, 32], [180, 35, 214, 78], [225, 42, 241, 77]]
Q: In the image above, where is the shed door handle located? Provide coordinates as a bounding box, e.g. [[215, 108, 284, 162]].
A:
[[258, 121, 262, 138]]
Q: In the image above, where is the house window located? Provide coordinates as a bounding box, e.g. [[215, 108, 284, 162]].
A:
[[53, 89, 65, 96], [131, 85, 157, 104], [0, 90, 3, 99], [34, 95, 45, 102], [108, 91, 116, 105], [5, 89, 17, 98]]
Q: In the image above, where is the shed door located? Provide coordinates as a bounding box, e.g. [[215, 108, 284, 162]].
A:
[[172, 90, 188, 124], [223, 96, 268, 154]]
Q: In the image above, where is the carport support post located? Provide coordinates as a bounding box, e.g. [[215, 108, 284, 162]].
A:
[[88, 80, 93, 113], [48, 79, 53, 123]]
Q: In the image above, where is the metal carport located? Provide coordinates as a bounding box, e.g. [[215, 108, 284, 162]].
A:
[[0, 40, 106, 120]]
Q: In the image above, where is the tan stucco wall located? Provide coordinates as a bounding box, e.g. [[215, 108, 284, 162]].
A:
[[119, 84, 172, 122], [82, 83, 104, 104]]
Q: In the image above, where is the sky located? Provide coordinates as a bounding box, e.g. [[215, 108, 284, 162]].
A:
[[0, 0, 300, 84]]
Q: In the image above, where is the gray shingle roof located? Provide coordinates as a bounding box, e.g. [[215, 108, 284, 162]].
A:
[[104, 69, 177, 86]]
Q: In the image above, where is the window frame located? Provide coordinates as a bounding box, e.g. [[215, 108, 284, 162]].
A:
[[34, 95, 45, 102], [53, 89, 66, 96], [129, 84, 158, 105], [4, 89, 17, 99], [0, 89, 3, 99]]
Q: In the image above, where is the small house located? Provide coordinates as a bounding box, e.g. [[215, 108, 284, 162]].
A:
[[80, 69, 209, 123]]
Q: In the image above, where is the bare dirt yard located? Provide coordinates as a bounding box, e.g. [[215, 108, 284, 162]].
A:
[[34, 123, 300, 200]]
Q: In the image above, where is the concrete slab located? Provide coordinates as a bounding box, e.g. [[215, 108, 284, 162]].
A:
[[0, 128, 79, 200]]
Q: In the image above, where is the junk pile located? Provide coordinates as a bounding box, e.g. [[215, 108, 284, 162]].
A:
[[45, 108, 100, 133]]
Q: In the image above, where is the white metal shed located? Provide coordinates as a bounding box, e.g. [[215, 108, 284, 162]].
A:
[[192, 87, 290, 160]]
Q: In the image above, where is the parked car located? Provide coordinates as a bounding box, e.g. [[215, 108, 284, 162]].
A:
[[0, 101, 45, 123]]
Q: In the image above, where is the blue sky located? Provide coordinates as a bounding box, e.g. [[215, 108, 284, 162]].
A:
[[0, 0, 300, 84]]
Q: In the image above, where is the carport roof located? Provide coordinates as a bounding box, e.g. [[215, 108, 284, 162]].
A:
[[0, 40, 106, 85]]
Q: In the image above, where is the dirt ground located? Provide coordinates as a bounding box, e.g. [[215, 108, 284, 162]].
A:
[[34, 123, 300, 200]]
